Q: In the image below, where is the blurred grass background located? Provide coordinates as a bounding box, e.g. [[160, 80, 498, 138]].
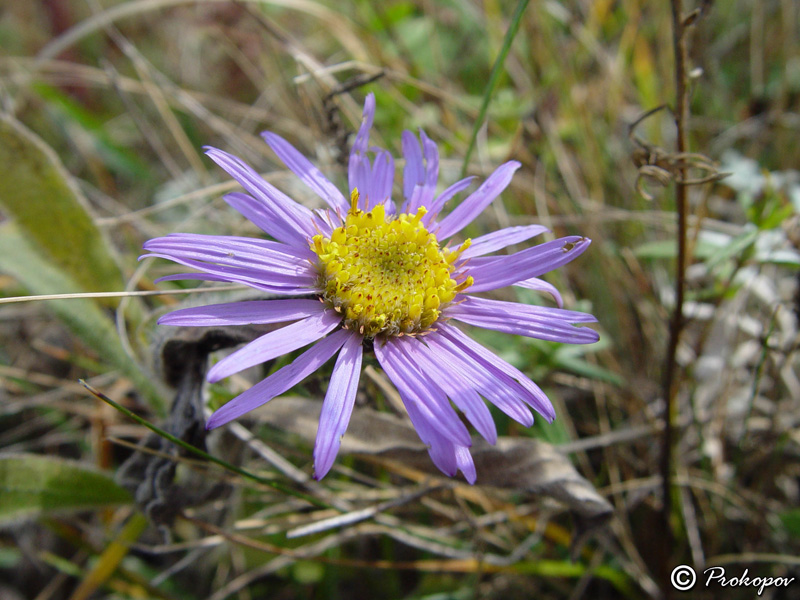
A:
[[1, 0, 799, 598]]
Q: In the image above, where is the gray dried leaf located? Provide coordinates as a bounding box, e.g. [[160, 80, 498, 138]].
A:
[[117, 324, 266, 529], [258, 397, 613, 551]]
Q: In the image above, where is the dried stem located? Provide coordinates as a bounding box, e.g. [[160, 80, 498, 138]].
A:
[[660, 0, 693, 594]]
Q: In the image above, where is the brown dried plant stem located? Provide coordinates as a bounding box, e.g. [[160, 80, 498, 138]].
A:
[[660, 0, 693, 592]]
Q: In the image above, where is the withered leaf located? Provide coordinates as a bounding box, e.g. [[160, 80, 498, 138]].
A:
[[117, 324, 268, 528], [259, 397, 614, 550]]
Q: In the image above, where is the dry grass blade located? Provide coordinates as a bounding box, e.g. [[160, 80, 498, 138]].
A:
[[254, 397, 614, 549]]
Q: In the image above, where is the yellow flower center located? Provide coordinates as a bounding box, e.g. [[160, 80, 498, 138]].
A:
[[311, 190, 473, 338]]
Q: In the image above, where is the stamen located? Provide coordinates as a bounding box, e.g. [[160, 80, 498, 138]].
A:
[[311, 193, 472, 338]]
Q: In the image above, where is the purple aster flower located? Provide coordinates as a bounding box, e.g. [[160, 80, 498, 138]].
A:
[[142, 94, 598, 483]]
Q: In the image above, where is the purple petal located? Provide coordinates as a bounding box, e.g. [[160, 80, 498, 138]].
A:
[[144, 251, 317, 294], [402, 130, 439, 213], [366, 150, 394, 210], [153, 276, 312, 296], [143, 233, 315, 272], [447, 312, 598, 343], [313, 333, 364, 479], [388, 387, 469, 481], [456, 295, 596, 324], [460, 225, 549, 259], [435, 161, 520, 240], [513, 277, 564, 308], [207, 309, 342, 382], [406, 413, 474, 482], [347, 95, 379, 205], [423, 176, 476, 225], [466, 236, 591, 293], [143, 247, 313, 284], [377, 338, 476, 482], [422, 331, 534, 427], [350, 150, 395, 211], [206, 329, 350, 429], [261, 132, 349, 214], [399, 338, 497, 443], [205, 147, 317, 239], [374, 338, 471, 446], [455, 446, 476, 484], [154, 272, 238, 285], [224, 192, 309, 248], [402, 396, 458, 477], [437, 324, 555, 421], [158, 298, 325, 327], [350, 156, 370, 210], [348, 93, 376, 184], [446, 296, 599, 344], [388, 348, 472, 447], [401, 130, 423, 204], [418, 130, 439, 208]]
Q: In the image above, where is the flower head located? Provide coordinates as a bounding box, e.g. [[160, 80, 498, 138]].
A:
[[142, 94, 598, 482]]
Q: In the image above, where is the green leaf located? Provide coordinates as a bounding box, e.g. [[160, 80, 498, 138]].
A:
[[508, 560, 634, 595], [632, 239, 676, 259], [704, 227, 758, 271], [757, 198, 794, 230], [558, 355, 625, 387], [292, 561, 326, 585], [0, 114, 124, 295], [0, 223, 166, 411], [0, 454, 132, 524], [0, 547, 22, 569], [633, 236, 722, 261], [779, 509, 800, 539], [32, 82, 152, 181]]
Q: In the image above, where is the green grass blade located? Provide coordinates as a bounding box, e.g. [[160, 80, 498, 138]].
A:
[[81, 381, 330, 509], [460, 0, 530, 177]]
